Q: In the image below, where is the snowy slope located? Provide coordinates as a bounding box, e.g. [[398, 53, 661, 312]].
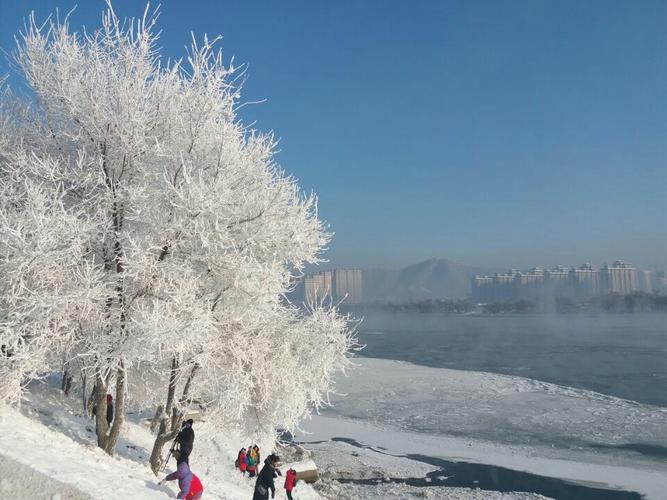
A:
[[3, 359, 663, 498], [0, 380, 314, 500], [0, 377, 555, 499], [0, 405, 168, 500], [0, 400, 550, 500]]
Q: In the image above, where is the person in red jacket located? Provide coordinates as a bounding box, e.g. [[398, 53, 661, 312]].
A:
[[284, 468, 297, 500], [237, 448, 247, 475]]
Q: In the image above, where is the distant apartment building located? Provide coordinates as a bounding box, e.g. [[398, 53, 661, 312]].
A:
[[655, 272, 667, 294], [600, 260, 637, 295], [304, 271, 332, 303], [544, 265, 570, 298], [472, 260, 638, 303], [301, 269, 363, 305], [471, 275, 493, 302], [570, 263, 600, 299], [332, 269, 363, 304], [514, 268, 545, 299], [636, 270, 653, 293]]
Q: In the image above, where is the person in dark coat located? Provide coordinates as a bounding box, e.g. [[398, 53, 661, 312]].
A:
[[175, 419, 195, 464], [92, 394, 113, 434], [253, 454, 281, 500], [105, 394, 114, 426]]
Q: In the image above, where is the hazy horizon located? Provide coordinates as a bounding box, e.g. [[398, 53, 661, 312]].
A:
[[308, 254, 665, 273]]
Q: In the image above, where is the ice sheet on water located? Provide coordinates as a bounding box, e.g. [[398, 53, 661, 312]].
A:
[[322, 358, 667, 465]]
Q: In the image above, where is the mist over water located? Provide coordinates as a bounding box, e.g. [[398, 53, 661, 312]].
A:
[[351, 310, 667, 407]]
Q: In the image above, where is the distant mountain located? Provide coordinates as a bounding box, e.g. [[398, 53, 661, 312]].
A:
[[363, 258, 496, 301]]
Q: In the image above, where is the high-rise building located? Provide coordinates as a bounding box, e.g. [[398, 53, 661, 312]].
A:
[[570, 263, 600, 299], [544, 265, 571, 298], [471, 260, 642, 303], [514, 267, 545, 300], [600, 260, 637, 295], [636, 270, 653, 293], [332, 269, 363, 304], [301, 269, 363, 305], [491, 271, 516, 302], [655, 272, 667, 294], [304, 271, 332, 303], [472, 275, 493, 303]]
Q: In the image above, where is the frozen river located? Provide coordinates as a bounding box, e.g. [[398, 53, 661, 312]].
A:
[[351, 310, 667, 407], [305, 311, 667, 498]]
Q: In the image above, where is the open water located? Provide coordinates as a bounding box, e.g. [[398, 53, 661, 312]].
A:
[[353, 310, 667, 407]]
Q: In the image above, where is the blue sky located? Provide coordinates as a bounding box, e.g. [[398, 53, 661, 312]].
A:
[[1, 0, 665, 269]]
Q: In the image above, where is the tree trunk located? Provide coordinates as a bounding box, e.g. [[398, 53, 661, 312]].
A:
[[149, 423, 180, 475], [94, 373, 109, 442], [89, 382, 98, 417], [93, 361, 126, 456], [103, 362, 126, 455], [149, 360, 200, 474], [179, 363, 199, 408], [149, 357, 180, 474], [150, 404, 164, 434], [61, 366, 73, 396]]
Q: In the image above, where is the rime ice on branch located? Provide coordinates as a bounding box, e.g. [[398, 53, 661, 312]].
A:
[[0, 3, 356, 461]]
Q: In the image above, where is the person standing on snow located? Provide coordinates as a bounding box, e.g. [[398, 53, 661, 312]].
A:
[[159, 458, 204, 499], [237, 448, 248, 475], [284, 468, 297, 500], [175, 419, 195, 464], [253, 454, 281, 500], [245, 452, 257, 478], [105, 394, 114, 426], [92, 394, 113, 434]]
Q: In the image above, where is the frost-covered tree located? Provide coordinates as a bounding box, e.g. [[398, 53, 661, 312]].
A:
[[0, 4, 355, 462]]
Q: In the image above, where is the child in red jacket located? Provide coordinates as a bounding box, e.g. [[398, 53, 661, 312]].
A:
[[284, 468, 297, 500], [237, 448, 247, 475]]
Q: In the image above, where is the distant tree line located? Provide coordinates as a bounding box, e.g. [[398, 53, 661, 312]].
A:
[[344, 298, 478, 314], [558, 292, 667, 314], [344, 292, 667, 315]]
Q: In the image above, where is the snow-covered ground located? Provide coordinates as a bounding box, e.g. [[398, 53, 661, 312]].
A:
[[320, 358, 667, 462], [0, 380, 322, 500], [297, 358, 667, 499], [1, 358, 666, 499]]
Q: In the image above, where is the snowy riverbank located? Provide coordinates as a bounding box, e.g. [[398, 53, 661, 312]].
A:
[[297, 358, 667, 499], [1, 358, 666, 499]]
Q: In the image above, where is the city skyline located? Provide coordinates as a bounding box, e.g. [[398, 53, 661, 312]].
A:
[[471, 260, 660, 303], [0, 0, 665, 270], [307, 256, 664, 273], [297, 258, 664, 304]]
